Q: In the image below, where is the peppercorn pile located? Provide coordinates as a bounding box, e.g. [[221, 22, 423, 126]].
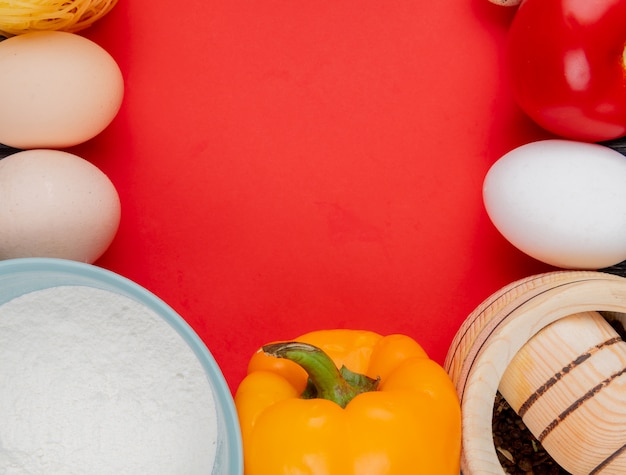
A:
[[493, 392, 570, 475]]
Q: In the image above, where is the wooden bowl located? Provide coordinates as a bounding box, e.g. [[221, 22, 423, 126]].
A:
[[445, 271, 626, 475]]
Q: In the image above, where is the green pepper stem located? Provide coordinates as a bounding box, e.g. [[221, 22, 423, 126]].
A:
[[262, 341, 379, 408]]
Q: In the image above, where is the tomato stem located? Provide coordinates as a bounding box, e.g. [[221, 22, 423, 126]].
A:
[[262, 341, 379, 408]]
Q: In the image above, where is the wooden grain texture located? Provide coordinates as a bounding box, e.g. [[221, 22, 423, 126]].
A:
[[445, 271, 626, 475], [500, 311, 619, 412]]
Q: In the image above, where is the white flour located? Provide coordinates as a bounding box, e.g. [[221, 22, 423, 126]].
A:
[[0, 286, 218, 474]]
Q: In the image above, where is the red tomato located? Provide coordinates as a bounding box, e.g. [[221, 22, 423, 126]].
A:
[[507, 0, 626, 142]]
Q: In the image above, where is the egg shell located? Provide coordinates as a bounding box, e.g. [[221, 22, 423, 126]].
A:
[[0, 149, 121, 263], [483, 139, 626, 269], [0, 31, 124, 149]]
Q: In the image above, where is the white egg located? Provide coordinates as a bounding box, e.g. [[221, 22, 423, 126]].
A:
[[0, 149, 121, 263], [483, 139, 626, 269], [0, 31, 124, 149]]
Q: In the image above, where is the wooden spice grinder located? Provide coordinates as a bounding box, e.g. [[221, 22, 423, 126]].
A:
[[445, 271, 626, 475]]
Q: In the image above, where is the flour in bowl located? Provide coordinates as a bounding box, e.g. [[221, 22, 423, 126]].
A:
[[0, 286, 218, 474]]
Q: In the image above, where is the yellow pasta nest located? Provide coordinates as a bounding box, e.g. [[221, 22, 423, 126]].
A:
[[0, 0, 119, 36]]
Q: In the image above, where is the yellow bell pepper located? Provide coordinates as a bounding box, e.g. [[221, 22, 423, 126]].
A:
[[235, 329, 461, 475]]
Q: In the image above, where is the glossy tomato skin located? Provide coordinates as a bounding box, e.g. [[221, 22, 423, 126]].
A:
[[507, 0, 626, 142]]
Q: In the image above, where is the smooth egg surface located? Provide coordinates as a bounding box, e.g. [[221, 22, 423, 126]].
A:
[[0, 31, 124, 149], [0, 150, 121, 263], [483, 139, 626, 269]]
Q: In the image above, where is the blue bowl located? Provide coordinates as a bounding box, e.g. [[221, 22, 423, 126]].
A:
[[0, 257, 243, 474]]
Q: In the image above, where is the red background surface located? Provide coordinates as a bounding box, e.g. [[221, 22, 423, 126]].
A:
[[72, 0, 556, 394]]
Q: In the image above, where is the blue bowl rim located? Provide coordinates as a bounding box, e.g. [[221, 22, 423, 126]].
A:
[[0, 257, 243, 473]]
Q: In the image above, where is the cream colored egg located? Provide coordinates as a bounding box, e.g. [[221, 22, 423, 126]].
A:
[[0, 149, 121, 263], [483, 139, 626, 269], [0, 31, 124, 149]]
